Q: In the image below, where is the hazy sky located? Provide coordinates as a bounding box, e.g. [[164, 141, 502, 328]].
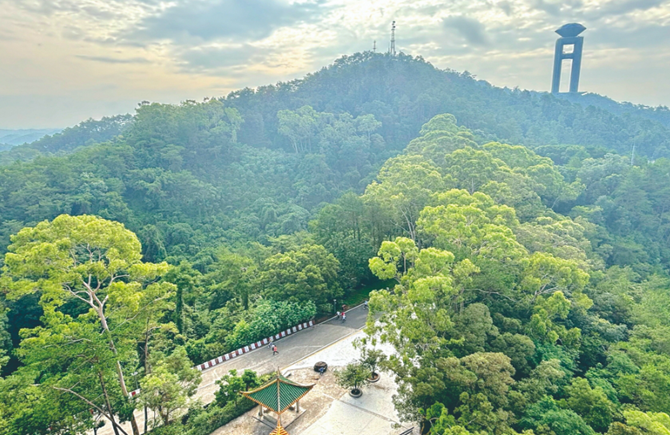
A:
[[1, 0, 669, 129]]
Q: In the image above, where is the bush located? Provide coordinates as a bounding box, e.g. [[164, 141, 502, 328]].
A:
[[214, 369, 261, 408], [225, 300, 316, 350], [148, 398, 256, 435], [335, 362, 371, 393], [145, 372, 272, 435], [147, 424, 187, 435], [185, 399, 257, 435]]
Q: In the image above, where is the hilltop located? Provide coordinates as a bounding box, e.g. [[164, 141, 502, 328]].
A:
[[2, 52, 669, 167]]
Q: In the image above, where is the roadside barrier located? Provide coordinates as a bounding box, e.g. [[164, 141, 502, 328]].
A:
[[128, 320, 314, 398]]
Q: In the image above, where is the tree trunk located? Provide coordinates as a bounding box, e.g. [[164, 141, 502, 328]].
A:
[[97, 305, 141, 435], [143, 319, 151, 434], [98, 372, 121, 435]]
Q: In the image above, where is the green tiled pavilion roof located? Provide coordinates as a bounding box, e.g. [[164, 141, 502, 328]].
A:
[[241, 374, 314, 414]]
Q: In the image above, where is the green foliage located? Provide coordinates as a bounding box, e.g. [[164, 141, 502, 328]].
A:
[[1, 53, 670, 435], [358, 345, 387, 376], [139, 347, 201, 426], [335, 362, 371, 392], [214, 369, 261, 408], [145, 369, 271, 435], [357, 113, 670, 435], [183, 398, 257, 435], [1, 214, 175, 435], [0, 115, 131, 166], [622, 410, 670, 434], [259, 244, 342, 307], [561, 377, 618, 432], [520, 397, 595, 435], [224, 300, 316, 351]]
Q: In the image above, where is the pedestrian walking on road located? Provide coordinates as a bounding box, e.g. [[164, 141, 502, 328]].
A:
[[341, 312, 346, 323], [363, 300, 369, 310], [272, 344, 278, 356], [268, 337, 274, 350], [336, 310, 341, 319]]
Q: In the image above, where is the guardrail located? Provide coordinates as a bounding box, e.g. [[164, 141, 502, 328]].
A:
[[128, 319, 314, 397], [397, 427, 414, 435]]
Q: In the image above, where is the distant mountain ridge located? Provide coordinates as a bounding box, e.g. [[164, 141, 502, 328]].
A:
[[0, 115, 132, 165], [0, 128, 61, 149]]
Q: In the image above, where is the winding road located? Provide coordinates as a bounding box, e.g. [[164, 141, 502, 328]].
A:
[[96, 305, 369, 435]]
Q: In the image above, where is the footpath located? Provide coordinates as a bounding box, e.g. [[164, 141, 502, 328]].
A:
[[97, 305, 369, 435]]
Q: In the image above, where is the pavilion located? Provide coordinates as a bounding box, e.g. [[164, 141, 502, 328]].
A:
[[241, 373, 315, 435]]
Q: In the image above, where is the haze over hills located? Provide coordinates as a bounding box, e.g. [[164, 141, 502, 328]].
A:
[[2, 53, 668, 167], [0, 128, 61, 150]]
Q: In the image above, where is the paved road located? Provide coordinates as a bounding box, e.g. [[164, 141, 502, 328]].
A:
[[98, 305, 369, 435]]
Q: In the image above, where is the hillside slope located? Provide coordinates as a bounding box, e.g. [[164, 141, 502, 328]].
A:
[[225, 52, 670, 159], [1, 53, 668, 167]]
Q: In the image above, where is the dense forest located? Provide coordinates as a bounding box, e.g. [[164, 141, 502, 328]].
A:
[[1, 52, 670, 434]]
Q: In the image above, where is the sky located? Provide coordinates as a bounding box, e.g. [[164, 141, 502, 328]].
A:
[[0, 0, 669, 129]]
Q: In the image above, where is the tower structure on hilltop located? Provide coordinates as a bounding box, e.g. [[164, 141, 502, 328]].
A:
[[551, 23, 586, 94], [390, 21, 396, 56]]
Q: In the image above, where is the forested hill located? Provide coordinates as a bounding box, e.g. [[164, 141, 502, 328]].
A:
[[2, 52, 669, 168], [223, 52, 670, 159], [0, 52, 669, 274], [558, 92, 670, 130]]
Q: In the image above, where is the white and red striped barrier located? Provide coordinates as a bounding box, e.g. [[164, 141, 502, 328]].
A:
[[128, 320, 314, 397]]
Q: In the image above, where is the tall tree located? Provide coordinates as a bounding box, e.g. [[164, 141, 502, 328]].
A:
[[3, 214, 175, 435]]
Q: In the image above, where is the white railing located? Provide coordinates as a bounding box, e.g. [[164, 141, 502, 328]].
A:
[[128, 320, 314, 398]]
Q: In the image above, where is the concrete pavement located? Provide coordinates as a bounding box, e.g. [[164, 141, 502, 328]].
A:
[[98, 305, 369, 435]]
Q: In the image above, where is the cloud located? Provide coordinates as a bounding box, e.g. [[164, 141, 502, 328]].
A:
[[9, 0, 115, 18], [531, 0, 563, 16], [176, 45, 266, 72], [75, 55, 151, 64], [2, 0, 670, 129], [498, 1, 514, 15], [584, 0, 667, 18], [127, 0, 327, 44], [589, 23, 670, 49], [443, 16, 489, 46]]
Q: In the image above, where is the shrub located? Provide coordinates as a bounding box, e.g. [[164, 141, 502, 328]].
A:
[[225, 300, 316, 350], [336, 362, 371, 393]]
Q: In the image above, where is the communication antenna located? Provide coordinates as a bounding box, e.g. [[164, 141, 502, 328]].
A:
[[390, 21, 396, 56], [373, 40, 376, 52]]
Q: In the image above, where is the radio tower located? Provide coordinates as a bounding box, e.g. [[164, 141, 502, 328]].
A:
[[373, 40, 376, 52], [390, 21, 396, 56]]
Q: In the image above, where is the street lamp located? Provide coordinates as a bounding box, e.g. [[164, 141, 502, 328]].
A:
[[333, 299, 337, 314]]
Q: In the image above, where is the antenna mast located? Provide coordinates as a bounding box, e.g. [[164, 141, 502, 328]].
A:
[[390, 21, 396, 56], [373, 40, 376, 52]]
